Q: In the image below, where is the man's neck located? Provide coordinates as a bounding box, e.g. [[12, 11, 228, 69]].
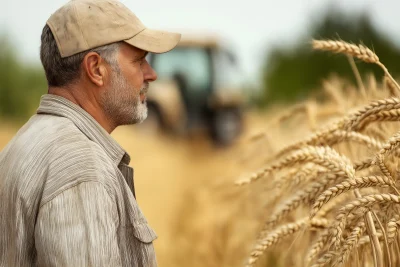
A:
[[48, 86, 116, 133]]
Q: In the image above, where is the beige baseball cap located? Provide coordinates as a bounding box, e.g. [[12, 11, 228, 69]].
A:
[[47, 0, 181, 58]]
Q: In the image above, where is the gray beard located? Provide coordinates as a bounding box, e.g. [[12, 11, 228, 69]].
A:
[[101, 68, 148, 126]]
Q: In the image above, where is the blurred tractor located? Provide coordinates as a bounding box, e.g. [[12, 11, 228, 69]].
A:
[[142, 35, 246, 145]]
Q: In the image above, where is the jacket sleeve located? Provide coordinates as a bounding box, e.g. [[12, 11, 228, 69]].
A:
[[34, 182, 122, 267]]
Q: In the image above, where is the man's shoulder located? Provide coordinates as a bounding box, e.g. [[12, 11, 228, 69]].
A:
[[0, 114, 118, 209], [1, 115, 78, 162], [33, 113, 117, 176], [6, 113, 85, 144], [31, 115, 116, 165], [26, 115, 119, 205], [1, 114, 117, 189], [2, 114, 94, 161]]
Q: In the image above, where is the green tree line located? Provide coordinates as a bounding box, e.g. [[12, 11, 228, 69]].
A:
[[260, 9, 400, 106], [0, 35, 46, 120]]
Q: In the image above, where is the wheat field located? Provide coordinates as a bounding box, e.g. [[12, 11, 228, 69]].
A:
[[1, 39, 400, 267], [236, 40, 400, 267]]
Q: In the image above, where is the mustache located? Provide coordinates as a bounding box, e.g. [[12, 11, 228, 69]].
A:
[[140, 83, 149, 94]]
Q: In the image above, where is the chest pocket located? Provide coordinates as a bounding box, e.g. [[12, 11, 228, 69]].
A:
[[120, 218, 158, 266], [124, 196, 158, 243], [116, 166, 157, 243], [132, 222, 158, 243]]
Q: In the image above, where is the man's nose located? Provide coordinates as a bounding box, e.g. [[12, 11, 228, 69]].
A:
[[144, 62, 157, 82]]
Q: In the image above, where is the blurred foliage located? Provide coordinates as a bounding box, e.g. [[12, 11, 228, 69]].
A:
[[261, 8, 400, 106], [0, 34, 46, 120]]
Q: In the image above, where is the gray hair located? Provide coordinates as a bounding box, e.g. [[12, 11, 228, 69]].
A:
[[40, 24, 120, 87]]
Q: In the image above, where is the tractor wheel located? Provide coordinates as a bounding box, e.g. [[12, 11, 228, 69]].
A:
[[210, 108, 243, 146]]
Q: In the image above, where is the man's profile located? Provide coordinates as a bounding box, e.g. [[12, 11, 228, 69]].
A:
[[0, 0, 181, 266]]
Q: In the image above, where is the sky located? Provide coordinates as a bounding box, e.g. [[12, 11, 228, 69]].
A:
[[1, 0, 400, 85]]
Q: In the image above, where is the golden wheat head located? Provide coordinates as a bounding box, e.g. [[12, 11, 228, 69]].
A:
[[312, 40, 379, 63]]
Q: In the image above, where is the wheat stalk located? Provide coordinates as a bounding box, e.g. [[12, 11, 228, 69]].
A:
[[273, 119, 383, 161], [313, 40, 379, 63], [306, 229, 330, 264], [358, 232, 384, 247], [246, 218, 308, 267], [312, 42, 398, 266], [329, 207, 369, 252], [315, 193, 351, 218], [311, 176, 394, 218], [311, 130, 383, 149], [387, 215, 400, 244], [345, 98, 400, 131], [311, 251, 338, 267], [312, 40, 400, 92], [248, 217, 330, 267], [376, 130, 400, 158], [266, 182, 329, 228], [365, 126, 389, 142], [310, 218, 330, 229], [354, 157, 375, 171], [376, 154, 395, 181], [357, 109, 400, 131], [339, 220, 366, 264], [348, 54, 367, 98], [332, 131, 383, 149], [267, 171, 349, 229], [333, 194, 400, 251], [274, 165, 319, 189], [384, 75, 400, 96], [273, 118, 347, 159], [235, 146, 354, 186], [239, 38, 400, 267]]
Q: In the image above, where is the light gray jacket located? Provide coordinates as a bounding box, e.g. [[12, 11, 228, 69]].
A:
[[0, 94, 157, 267]]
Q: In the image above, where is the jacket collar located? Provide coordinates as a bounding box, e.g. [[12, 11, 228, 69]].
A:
[[36, 94, 131, 166]]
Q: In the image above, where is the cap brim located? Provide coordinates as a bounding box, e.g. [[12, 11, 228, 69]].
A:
[[124, 28, 181, 54]]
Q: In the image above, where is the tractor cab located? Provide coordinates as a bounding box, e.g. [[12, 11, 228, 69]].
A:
[[144, 36, 246, 145]]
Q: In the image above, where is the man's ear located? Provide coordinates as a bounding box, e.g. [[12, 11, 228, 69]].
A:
[[82, 52, 107, 87]]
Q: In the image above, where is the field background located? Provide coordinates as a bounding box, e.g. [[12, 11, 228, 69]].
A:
[[3, 4, 400, 267]]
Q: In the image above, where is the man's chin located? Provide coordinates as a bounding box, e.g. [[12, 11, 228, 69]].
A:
[[135, 106, 148, 124], [117, 104, 148, 126]]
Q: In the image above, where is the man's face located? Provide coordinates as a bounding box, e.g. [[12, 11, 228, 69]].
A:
[[100, 43, 157, 126]]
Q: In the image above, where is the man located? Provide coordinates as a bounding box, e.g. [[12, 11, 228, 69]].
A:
[[0, 0, 181, 266]]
